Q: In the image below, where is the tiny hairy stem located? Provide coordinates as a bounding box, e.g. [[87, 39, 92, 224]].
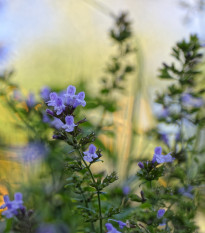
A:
[[77, 149, 103, 233]]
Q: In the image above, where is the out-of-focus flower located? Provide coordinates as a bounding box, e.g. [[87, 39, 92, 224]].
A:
[[158, 123, 180, 147], [62, 116, 76, 132], [0, 192, 25, 219], [105, 223, 121, 233], [182, 93, 203, 108], [152, 146, 174, 164], [40, 86, 51, 101], [108, 219, 126, 229], [178, 186, 194, 199], [42, 112, 51, 123], [26, 92, 36, 108], [21, 141, 48, 162], [159, 218, 167, 227], [152, 103, 169, 119], [0, 195, 10, 210], [83, 144, 98, 162], [157, 209, 166, 219], [161, 133, 169, 146], [50, 118, 64, 130], [13, 89, 23, 102], [122, 185, 130, 195], [138, 162, 144, 169]]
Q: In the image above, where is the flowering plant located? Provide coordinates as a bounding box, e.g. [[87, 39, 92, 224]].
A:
[[0, 11, 205, 233]]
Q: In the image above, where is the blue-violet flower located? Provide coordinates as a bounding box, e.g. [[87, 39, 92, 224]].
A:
[[62, 116, 76, 132], [152, 146, 174, 164], [83, 144, 98, 163]]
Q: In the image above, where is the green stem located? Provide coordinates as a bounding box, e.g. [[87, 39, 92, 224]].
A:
[[79, 185, 95, 232], [77, 149, 103, 233]]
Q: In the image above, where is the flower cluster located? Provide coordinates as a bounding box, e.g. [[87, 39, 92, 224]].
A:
[[46, 85, 86, 116], [45, 85, 86, 134], [0, 193, 25, 219]]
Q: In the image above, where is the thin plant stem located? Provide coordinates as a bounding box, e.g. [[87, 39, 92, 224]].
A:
[[77, 149, 103, 233]]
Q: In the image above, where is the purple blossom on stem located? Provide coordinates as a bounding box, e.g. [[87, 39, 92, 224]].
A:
[[83, 144, 98, 163], [157, 209, 166, 219], [152, 146, 174, 164], [108, 219, 126, 229], [47, 92, 58, 107], [62, 116, 76, 132], [105, 223, 121, 233], [138, 162, 144, 169], [46, 109, 54, 117], [73, 92, 86, 108], [53, 97, 65, 115], [64, 85, 76, 106], [0, 192, 25, 219]]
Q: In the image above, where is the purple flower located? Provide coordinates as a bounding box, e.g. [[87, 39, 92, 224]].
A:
[[83, 144, 98, 163], [182, 93, 203, 108], [73, 92, 86, 108], [178, 186, 194, 199], [64, 85, 76, 106], [0, 195, 10, 209], [26, 92, 36, 108], [12, 193, 24, 210], [138, 162, 144, 169], [42, 113, 50, 123], [47, 92, 58, 107], [108, 219, 126, 229], [122, 186, 130, 195], [50, 118, 64, 130], [40, 86, 51, 101], [157, 209, 166, 219], [46, 109, 54, 117], [62, 116, 76, 132], [153, 103, 169, 119], [21, 142, 48, 162], [53, 97, 65, 115], [0, 192, 25, 219], [152, 146, 174, 164], [105, 223, 121, 233]]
